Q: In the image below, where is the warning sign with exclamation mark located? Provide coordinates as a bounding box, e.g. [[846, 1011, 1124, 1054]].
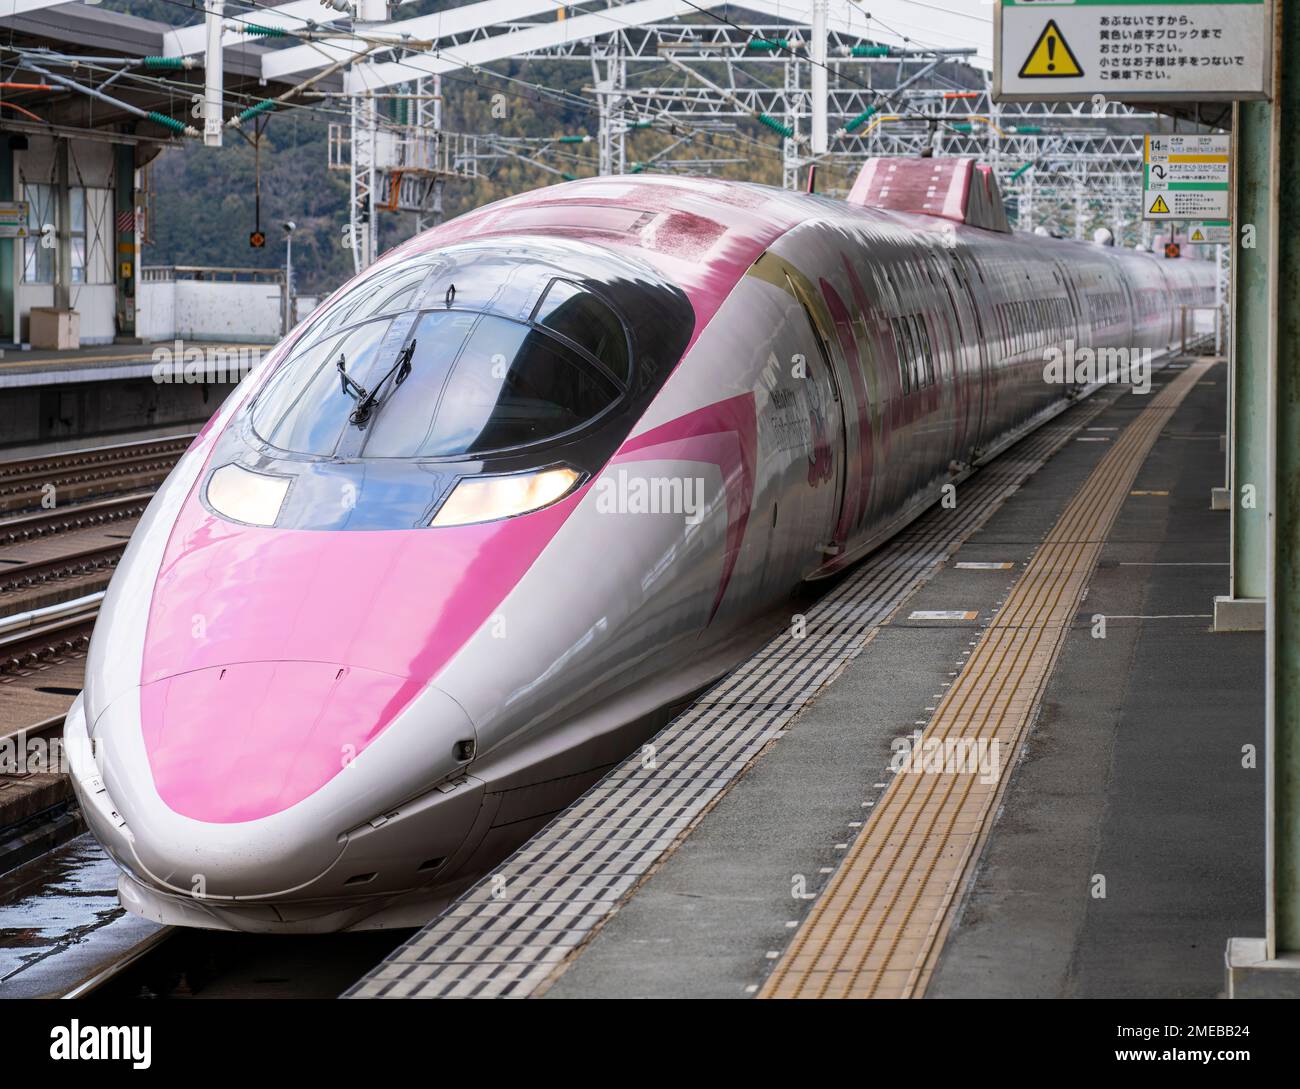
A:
[[1018, 20, 1084, 79], [999, 1, 1269, 101]]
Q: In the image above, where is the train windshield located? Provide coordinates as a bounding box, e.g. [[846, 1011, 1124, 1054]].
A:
[[251, 304, 624, 459]]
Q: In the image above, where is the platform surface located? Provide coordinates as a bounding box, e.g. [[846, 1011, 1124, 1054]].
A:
[[0, 341, 272, 388]]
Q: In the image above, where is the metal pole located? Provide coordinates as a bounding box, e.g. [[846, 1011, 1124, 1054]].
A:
[[811, 0, 828, 156], [204, 0, 223, 147], [783, 52, 800, 191], [284, 231, 293, 335], [595, 53, 612, 176], [1216, 93, 1274, 627], [55, 138, 70, 312], [1270, 0, 1300, 961], [350, 92, 377, 273], [1215, 243, 1226, 355]]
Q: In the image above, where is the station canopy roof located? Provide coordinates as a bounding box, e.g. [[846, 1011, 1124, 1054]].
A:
[[0, 1, 342, 151]]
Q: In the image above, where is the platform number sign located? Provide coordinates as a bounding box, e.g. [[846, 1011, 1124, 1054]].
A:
[[1143, 134, 1231, 221], [249, 230, 266, 249]]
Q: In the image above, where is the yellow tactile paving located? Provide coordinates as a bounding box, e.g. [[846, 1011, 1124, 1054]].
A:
[[760, 362, 1214, 999]]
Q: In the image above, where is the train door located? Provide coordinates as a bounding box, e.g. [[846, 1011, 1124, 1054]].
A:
[[1055, 258, 1085, 344], [787, 274, 849, 557]]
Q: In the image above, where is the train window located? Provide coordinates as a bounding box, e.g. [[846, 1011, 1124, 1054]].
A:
[[532, 279, 631, 385], [306, 257, 434, 343], [353, 311, 474, 457], [363, 311, 620, 458], [252, 307, 621, 459], [253, 318, 402, 455], [890, 318, 906, 394], [891, 317, 912, 395], [910, 317, 926, 389], [904, 317, 919, 390], [916, 318, 937, 386], [251, 333, 346, 447]]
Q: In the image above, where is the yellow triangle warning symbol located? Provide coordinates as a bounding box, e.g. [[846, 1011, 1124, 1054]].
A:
[[1191, 228, 1205, 241], [1018, 20, 1084, 79], [1149, 194, 1171, 215]]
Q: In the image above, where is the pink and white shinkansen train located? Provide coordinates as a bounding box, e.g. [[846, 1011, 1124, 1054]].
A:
[[67, 159, 1215, 932]]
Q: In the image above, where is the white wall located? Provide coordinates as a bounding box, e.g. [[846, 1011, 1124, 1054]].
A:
[[138, 278, 174, 342], [138, 278, 285, 343], [67, 286, 117, 345]]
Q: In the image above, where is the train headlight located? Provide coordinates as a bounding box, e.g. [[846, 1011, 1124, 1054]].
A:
[[431, 467, 580, 527], [206, 463, 291, 527]]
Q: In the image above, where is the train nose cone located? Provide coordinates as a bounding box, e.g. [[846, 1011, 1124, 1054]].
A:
[[88, 666, 476, 899], [139, 659, 432, 824]]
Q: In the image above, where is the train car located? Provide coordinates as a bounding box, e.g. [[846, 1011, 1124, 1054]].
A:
[[65, 159, 1217, 932]]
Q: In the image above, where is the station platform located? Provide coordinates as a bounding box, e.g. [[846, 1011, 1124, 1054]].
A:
[[343, 356, 1260, 999], [0, 340, 271, 389]]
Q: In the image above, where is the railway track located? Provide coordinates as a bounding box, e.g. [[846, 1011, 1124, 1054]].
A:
[[0, 593, 100, 676], [0, 435, 193, 484], [60, 929, 178, 999], [0, 435, 193, 515], [0, 543, 127, 596], [0, 435, 191, 880], [0, 597, 100, 872], [0, 435, 192, 611], [0, 491, 155, 545], [58, 924, 411, 999]]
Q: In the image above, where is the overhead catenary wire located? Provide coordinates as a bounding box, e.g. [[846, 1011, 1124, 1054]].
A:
[[133, 0, 815, 170], [15, 56, 201, 137]]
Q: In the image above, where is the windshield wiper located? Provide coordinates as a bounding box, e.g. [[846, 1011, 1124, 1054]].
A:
[[347, 339, 417, 428], [337, 353, 369, 402]]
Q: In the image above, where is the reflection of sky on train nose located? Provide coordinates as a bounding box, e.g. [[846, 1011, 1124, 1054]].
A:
[[0, 833, 157, 998]]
